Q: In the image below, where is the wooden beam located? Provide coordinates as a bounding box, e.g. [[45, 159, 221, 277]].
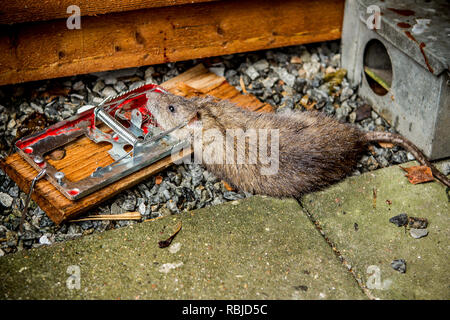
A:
[[0, 64, 273, 224], [0, 0, 219, 24], [0, 0, 344, 86]]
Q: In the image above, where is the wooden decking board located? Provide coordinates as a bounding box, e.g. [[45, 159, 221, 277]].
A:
[[0, 0, 344, 86], [0, 0, 219, 24], [0, 64, 273, 224]]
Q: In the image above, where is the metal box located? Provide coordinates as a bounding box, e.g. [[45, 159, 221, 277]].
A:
[[341, 0, 449, 159]]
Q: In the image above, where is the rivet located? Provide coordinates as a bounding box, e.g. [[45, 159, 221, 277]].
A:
[[54, 171, 65, 186]]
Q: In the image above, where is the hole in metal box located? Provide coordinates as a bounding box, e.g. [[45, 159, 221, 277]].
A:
[[363, 39, 393, 96]]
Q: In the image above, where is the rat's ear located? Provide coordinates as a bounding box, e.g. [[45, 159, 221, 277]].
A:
[[188, 111, 202, 128]]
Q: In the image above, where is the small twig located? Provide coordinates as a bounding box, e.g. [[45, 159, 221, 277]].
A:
[[239, 76, 247, 94], [144, 216, 164, 223], [158, 221, 182, 248], [69, 212, 141, 222], [372, 187, 377, 209]]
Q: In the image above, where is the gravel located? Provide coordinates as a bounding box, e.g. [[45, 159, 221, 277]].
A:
[[0, 40, 416, 255]]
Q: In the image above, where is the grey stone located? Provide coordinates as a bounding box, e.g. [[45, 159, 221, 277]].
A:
[[253, 59, 269, 71], [440, 162, 450, 175], [0, 192, 13, 208], [101, 86, 117, 98], [335, 102, 352, 120], [391, 259, 407, 273], [72, 81, 85, 91], [20, 102, 34, 115], [92, 81, 105, 94], [273, 67, 296, 87], [114, 81, 127, 93], [392, 152, 407, 164], [375, 117, 384, 126], [274, 52, 289, 63], [223, 191, 243, 201], [376, 156, 390, 168], [209, 67, 225, 77], [300, 50, 311, 63], [39, 215, 54, 228], [144, 66, 155, 79], [92, 97, 104, 105], [30, 102, 44, 114], [262, 76, 278, 90], [389, 213, 408, 227], [7, 119, 16, 130], [302, 61, 321, 79], [166, 200, 179, 213], [245, 66, 259, 81], [323, 103, 335, 116], [110, 202, 123, 215], [331, 53, 340, 67], [310, 53, 320, 63], [407, 152, 416, 161], [121, 196, 136, 211], [104, 76, 118, 86], [69, 94, 84, 103], [371, 111, 379, 119], [340, 87, 353, 102], [8, 185, 19, 198], [410, 228, 429, 239], [39, 234, 52, 245], [225, 69, 237, 78], [137, 202, 146, 215]]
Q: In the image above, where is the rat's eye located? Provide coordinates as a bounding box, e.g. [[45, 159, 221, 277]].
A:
[[168, 105, 176, 113]]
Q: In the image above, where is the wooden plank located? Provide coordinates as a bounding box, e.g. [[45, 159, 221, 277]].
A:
[[1, 149, 189, 225], [0, 0, 219, 24], [0, 63, 273, 224], [0, 0, 344, 86]]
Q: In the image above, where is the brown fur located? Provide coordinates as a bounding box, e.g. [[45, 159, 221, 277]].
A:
[[146, 91, 450, 197]]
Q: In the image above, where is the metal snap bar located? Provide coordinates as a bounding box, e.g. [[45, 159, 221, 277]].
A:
[[19, 169, 47, 233], [91, 120, 189, 178]]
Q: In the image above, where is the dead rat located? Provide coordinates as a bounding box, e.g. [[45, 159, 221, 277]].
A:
[[146, 91, 450, 197]]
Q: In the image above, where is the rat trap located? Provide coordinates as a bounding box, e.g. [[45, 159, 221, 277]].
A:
[[0, 64, 272, 223], [14, 84, 189, 201]]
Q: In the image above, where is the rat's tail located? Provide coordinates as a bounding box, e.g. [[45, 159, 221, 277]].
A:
[[365, 131, 450, 188]]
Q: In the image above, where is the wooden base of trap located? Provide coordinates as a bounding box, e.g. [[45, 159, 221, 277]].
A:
[[0, 64, 273, 224]]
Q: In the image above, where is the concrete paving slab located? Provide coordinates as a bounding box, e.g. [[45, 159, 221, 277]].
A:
[[0, 196, 366, 300], [301, 162, 450, 300]]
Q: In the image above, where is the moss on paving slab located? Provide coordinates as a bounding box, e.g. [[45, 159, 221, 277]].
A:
[[0, 196, 366, 300], [301, 162, 450, 300]]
